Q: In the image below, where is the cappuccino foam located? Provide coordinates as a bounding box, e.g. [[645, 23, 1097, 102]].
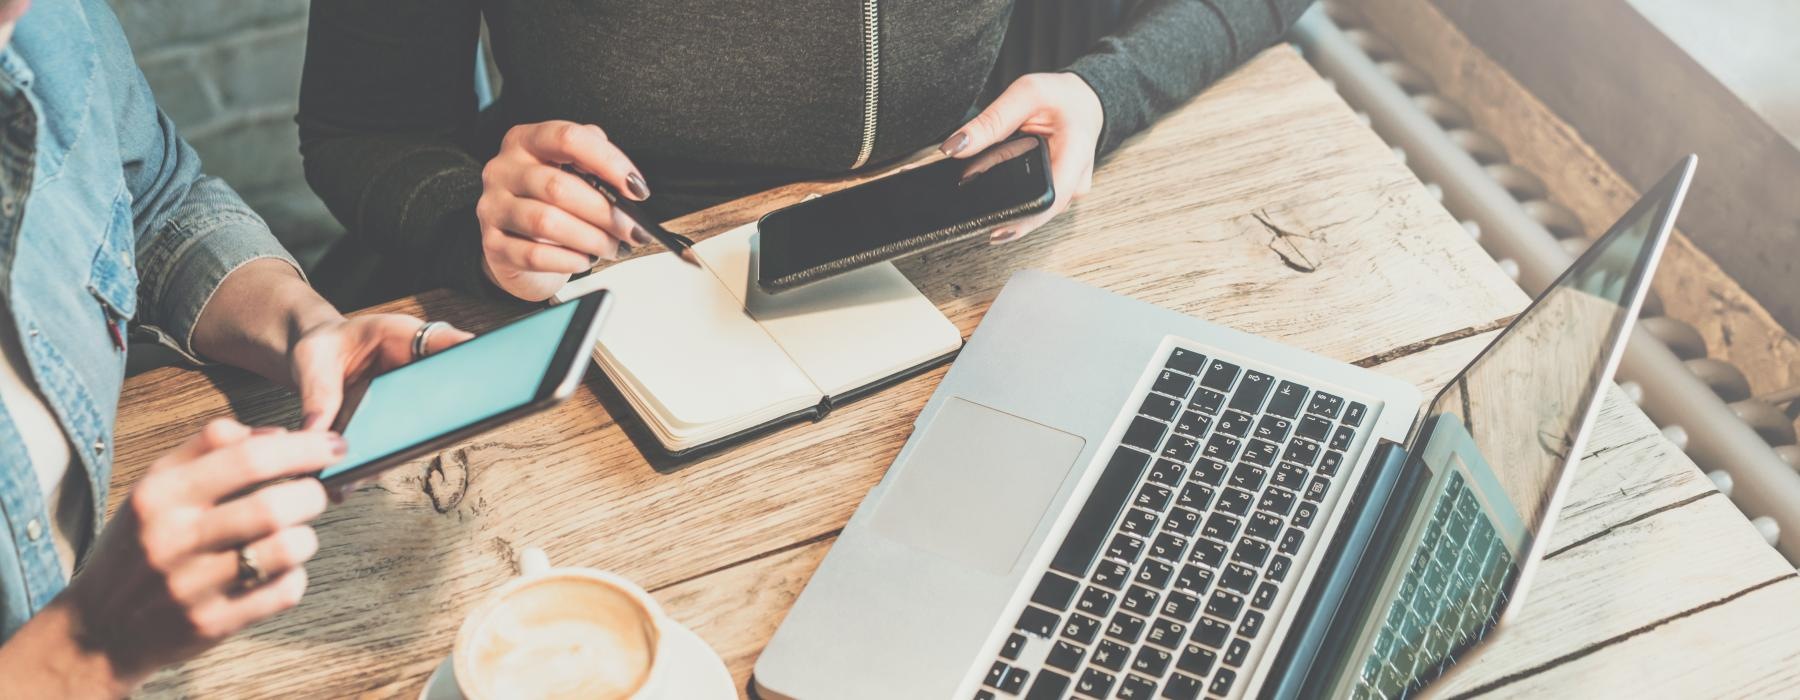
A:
[[464, 577, 656, 700]]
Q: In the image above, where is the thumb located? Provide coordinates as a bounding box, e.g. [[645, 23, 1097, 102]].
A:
[[424, 325, 475, 356], [942, 80, 1038, 158]]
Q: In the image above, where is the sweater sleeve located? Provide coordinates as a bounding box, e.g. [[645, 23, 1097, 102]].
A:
[[297, 0, 495, 296], [1064, 0, 1315, 155]]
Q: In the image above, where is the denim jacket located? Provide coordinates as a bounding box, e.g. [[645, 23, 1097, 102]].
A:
[[0, 0, 299, 641]]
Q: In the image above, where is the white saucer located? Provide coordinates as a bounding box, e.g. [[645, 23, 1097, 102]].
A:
[[420, 621, 735, 699]]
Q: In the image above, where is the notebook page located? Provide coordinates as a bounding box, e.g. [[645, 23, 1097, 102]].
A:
[[695, 223, 962, 397]]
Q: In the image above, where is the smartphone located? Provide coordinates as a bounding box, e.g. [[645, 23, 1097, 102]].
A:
[[756, 135, 1054, 293], [319, 291, 612, 487]]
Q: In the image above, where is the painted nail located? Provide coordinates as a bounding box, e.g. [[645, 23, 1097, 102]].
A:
[[588, 254, 601, 265], [328, 434, 348, 458], [631, 226, 654, 245], [625, 172, 651, 200], [989, 229, 1017, 244], [616, 242, 633, 257], [940, 132, 970, 157]]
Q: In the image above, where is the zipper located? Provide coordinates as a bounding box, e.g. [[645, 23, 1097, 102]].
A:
[[850, 0, 880, 169]]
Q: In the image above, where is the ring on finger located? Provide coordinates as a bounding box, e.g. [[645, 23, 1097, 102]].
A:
[[235, 545, 267, 591], [412, 321, 451, 361]]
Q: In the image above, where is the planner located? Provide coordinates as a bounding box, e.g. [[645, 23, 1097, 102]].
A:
[[553, 221, 963, 459]]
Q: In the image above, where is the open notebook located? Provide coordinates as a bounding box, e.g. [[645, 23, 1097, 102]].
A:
[[553, 221, 963, 458]]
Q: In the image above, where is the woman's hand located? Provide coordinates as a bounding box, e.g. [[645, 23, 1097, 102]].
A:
[[0, 421, 342, 697], [478, 120, 655, 301], [940, 72, 1104, 243], [288, 314, 473, 432]]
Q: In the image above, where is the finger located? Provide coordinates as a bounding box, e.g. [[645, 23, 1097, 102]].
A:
[[488, 194, 619, 260], [510, 165, 640, 244], [956, 136, 1041, 184], [943, 79, 1040, 158], [184, 432, 346, 503], [484, 225, 595, 274], [293, 337, 349, 433], [424, 325, 475, 355], [172, 525, 318, 604], [164, 418, 252, 464], [196, 477, 329, 550], [514, 122, 649, 201], [194, 567, 309, 640]]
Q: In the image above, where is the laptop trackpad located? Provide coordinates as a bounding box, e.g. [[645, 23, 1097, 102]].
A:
[[870, 398, 1087, 575]]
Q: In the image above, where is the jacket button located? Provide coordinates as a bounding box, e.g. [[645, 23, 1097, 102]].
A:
[[92, 439, 105, 455], [25, 519, 41, 541]]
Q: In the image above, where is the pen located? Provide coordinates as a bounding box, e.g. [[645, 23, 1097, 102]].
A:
[[558, 164, 703, 269]]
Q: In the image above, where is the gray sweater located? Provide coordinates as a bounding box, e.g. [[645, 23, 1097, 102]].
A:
[[298, 0, 1312, 301]]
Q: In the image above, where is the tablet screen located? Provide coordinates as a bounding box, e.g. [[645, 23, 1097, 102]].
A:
[[323, 302, 580, 479]]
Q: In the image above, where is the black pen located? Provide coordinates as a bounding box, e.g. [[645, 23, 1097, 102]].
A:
[[558, 164, 703, 269]]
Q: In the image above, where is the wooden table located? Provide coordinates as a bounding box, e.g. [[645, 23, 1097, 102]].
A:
[[111, 47, 1800, 698]]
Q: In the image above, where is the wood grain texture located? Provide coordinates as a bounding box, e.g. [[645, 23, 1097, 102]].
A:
[[101, 46, 1792, 698]]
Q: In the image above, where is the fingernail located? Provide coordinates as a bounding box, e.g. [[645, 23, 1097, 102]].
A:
[[990, 229, 1018, 244], [616, 242, 633, 257], [588, 254, 601, 265], [940, 132, 970, 157], [631, 226, 654, 245], [328, 434, 347, 458], [625, 172, 651, 200]]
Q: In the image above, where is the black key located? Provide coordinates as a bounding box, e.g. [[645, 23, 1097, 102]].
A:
[[1208, 668, 1237, 696], [1206, 590, 1245, 621], [1178, 643, 1218, 677], [1161, 673, 1205, 700], [1293, 501, 1318, 529], [1215, 410, 1252, 438], [1001, 632, 1026, 660], [1220, 563, 1257, 594], [1121, 507, 1159, 536], [1118, 674, 1157, 699], [1093, 560, 1132, 591], [1092, 639, 1131, 672], [1267, 381, 1309, 419], [1033, 572, 1081, 610], [1124, 418, 1168, 453], [1135, 559, 1174, 589], [1330, 425, 1355, 451], [1179, 482, 1216, 511], [1267, 555, 1293, 583], [1200, 359, 1240, 392], [1257, 487, 1297, 516], [1306, 391, 1344, 419], [1319, 450, 1345, 476], [1159, 437, 1200, 464], [1283, 439, 1321, 467], [1135, 483, 1173, 511], [1161, 590, 1202, 622], [1304, 475, 1331, 503], [1193, 617, 1231, 649], [985, 660, 1010, 687], [1175, 564, 1214, 595], [1188, 388, 1225, 414], [1002, 666, 1030, 694], [1140, 393, 1182, 421], [1247, 511, 1283, 541], [1343, 401, 1368, 427], [1166, 348, 1206, 375], [1062, 612, 1102, 645], [1164, 506, 1202, 537], [1239, 610, 1266, 639], [1233, 539, 1272, 568], [1296, 415, 1332, 442], [1279, 527, 1306, 555], [1077, 667, 1117, 698], [1106, 533, 1145, 564], [1150, 532, 1190, 562], [1025, 669, 1070, 700], [1051, 447, 1152, 577], [1252, 582, 1280, 611], [1152, 370, 1194, 400], [1217, 487, 1254, 516], [1254, 415, 1293, 442], [1242, 439, 1279, 467], [1203, 433, 1241, 462], [1121, 585, 1160, 617], [1173, 410, 1211, 440], [1190, 539, 1228, 568], [1229, 463, 1267, 492], [1202, 512, 1242, 542], [1106, 611, 1148, 645], [1047, 639, 1086, 672], [1017, 606, 1059, 638], [1224, 638, 1251, 667], [1077, 586, 1117, 618], [976, 690, 996, 700], [1148, 458, 1188, 487], [1147, 617, 1187, 650], [1271, 463, 1308, 491], [1131, 646, 1172, 677], [1229, 370, 1273, 413], [1192, 459, 1228, 487]]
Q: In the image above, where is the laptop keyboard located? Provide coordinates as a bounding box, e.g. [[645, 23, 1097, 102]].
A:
[[1352, 471, 1512, 698], [975, 347, 1370, 700]]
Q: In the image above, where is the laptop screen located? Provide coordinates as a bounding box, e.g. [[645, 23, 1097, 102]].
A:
[[1327, 160, 1689, 697]]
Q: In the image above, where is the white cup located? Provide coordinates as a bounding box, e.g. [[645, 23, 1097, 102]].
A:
[[453, 548, 673, 700]]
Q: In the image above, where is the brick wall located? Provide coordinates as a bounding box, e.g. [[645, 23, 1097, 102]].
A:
[[105, 0, 340, 267]]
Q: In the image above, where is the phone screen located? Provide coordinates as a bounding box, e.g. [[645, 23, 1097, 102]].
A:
[[758, 136, 1053, 287], [322, 302, 581, 480]]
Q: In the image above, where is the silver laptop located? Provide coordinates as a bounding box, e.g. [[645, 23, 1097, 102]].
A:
[[754, 156, 1694, 700]]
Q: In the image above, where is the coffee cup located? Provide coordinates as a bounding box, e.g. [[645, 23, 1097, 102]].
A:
[[453, 548, 671, 700]]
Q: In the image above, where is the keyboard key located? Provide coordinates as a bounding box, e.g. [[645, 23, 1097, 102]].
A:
[[1147, 617, 1187, 650], [1018, 606, 1058, 638], [1048, 639, 1086, 672], [1192, 459, 1228, 487], [1252, 582, 1280, 611], [1229, 370, 1273, 413], [1297, 415, 1332, 442], [1148, 458, 1189, 487], [1032, 572, 1081, 610], [1242, 439, 1279, 467], [1220, 563, 1256, 594], [1190, 539, 1228, 568], [1173, 410, 1211, 439], [1283, 439, 1321, 467], [1203, 434, 1241, 462], [1093, 560, 1131, 591], [1271, 463, 1307, 491], [1135, 483, 1173, 511], [1122, 586, 1160, 617], [1107, 611, 1148, 644], [1077, 586, 1117, 617], [1051, 447, 1152, 578], [1193, 616, 1231, 649], [1135, 562, 1174, 591], [1267, 381, 1309, 418], [976, 689, 996, 700], [1330, 425, 1356, 451], [1304, 476, 1331, 503], [1131, 646, 1172, 677], [1215, 410, 1252, 438], [1076, 667, 1117, 698], [1178, 642, 1218, 676], [1203, 513, 1242, 542], [1152, 370, 1194, 400], [1233, 540, 1272, 568], [1319, 450, 1344, 476], [1117, 674, 1157, 699], [1254, 415, 1293, 442], [1062, 613, 1102, 645], [1166, 348, 1206, 375], [985, 660, 1010, 687], [1025, 669, 1070, 700], [1209, 668, 1238, 695], [1164, 506, 1202, 537], [1122, 507, 1159, 536], [1258, 487, 1297, 516], [1003, 666, 1031, 694], [1293, 501, 1318, 529], [1240, 610, 1267, 639], [1150, 533, 1190, 562], [1106, 533, 1145, 564], [1160, 437, 1200, 464], [1343, 401, 1368, 427], [1188, 388, 1226, 414], [1161, 590, 1202, 622], [1205, 590, 1245, 621], [1161, 673, 1205, 700], [1307, 392, 1344, 419], [1176, 564, 1214, 595], [1140, 393, 1182, 421], [1124, 418, 1168, 453], [1001, 632, 1026, 660], [1268, 555, 1293, 583], [1200, 360, 1240, 392], [1179, 481, 1216, 511], [1217, 487, 1255, 516], [1279, 528, 1306, 555], [1224, 638, 1251, 668], [1092, 639, 1131, 672], [1246, 512, 1283, 542]]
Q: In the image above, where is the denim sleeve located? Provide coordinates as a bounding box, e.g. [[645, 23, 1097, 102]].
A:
[[85, 0, 302, 363]]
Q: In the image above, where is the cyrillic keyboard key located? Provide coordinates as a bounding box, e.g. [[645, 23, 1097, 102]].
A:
[[1131, 646, 1172, 677], [1205, 590, 1245, 621], [1050, 447, 1153, 577], [1061, 613, 1102, 645], [1190, 539, 1228, 568], [1233, 539, 1272, 567], [1032, 572, 1080, 610], [1271, 463, 1307, 491], [1118, 674, 1157, 699], [1307, 391, 1344, 419], [1135, 483, 1172, 511], [1173, 410, 1211, 439], [1203, 433, 1241, 462], [1279, 527, 1306, 555], [1247, 512, 1282, 541], [1076, 586, 1117, 618], [1189, 388, 1225, 414], [1215, 410, 1252, 438], [1147, 617, 1187, 650], [1193, 459, 1228, 487], [1254, 415, 1292, 442], [1267, 381, 1308, 418], [1121, 585, 1160, 617], [1200, 359, 1240, 391], [1203, 512, 1242, 542], [1077, 667, 1117, 698], [1297, 415, 1331, 442], [1162, 673, 1205, 700], [1229, 370, 1273, 413], [1092, 639, 1130, 672], [1107, 611, 1148, 643], [1161, 590, 1202, 622], [1176, 564, 1214, 595], [1242, 439, 1279, 467], [1135, 559, 1174, 589], [1093, 560, 1131, 590], [1047, 640, 1086, 672], [1179, 482, 1215, 511], [1283, 439, 1321, 467], [1124, 417, 1168, 453], [1193, 617, 1231, 648], [1140, 393, 1182, 421], [1257, 487, 1297, 516], [1217, 487, 1255, 516], [1152, 370, 1194, 400], [1220, 564, 1256, 594], [1017, 606, 1059, 638], [1166, 348, 1206, 375], [1178, 644, 1218, 677], [1148, 458, 1188, 486]]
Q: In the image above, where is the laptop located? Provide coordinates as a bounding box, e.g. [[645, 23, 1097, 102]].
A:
[[753, 156, 1695, 700]]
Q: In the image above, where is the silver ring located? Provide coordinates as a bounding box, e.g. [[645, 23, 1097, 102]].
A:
[[412, 321, 450, 361], [236, 545, 266, 590]]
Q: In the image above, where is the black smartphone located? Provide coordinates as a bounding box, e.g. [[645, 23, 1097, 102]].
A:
[[756, 135, 1054, 293], [319, 291, 612, 487]]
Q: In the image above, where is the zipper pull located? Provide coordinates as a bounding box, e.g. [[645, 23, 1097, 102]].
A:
[[107, 317, 124, 352]]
